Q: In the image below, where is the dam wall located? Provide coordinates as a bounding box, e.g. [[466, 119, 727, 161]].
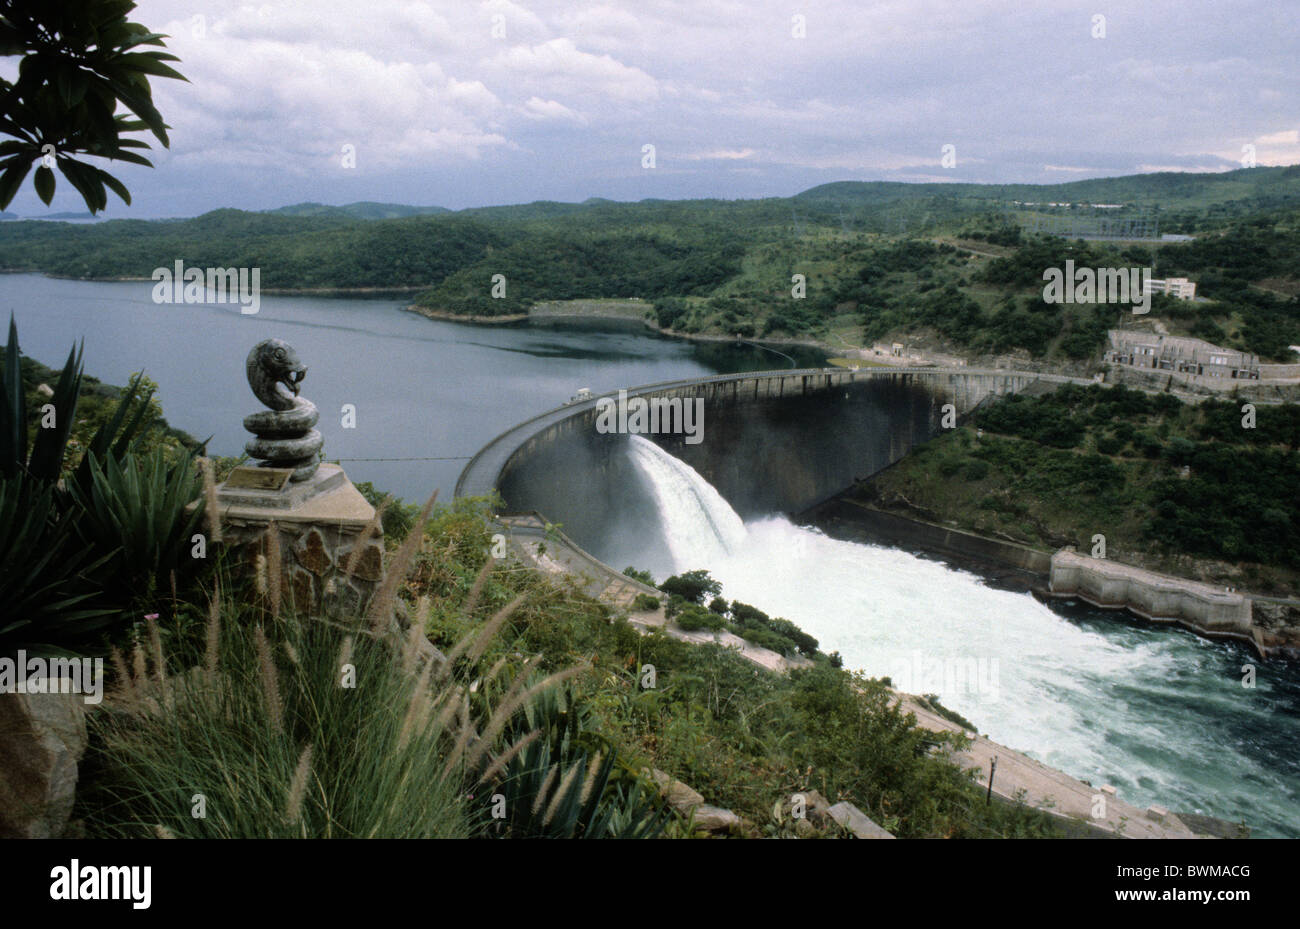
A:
[[459, 367, 1084, 556]]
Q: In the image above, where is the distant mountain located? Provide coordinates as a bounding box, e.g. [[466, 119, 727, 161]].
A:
[[795, 165, 1300, 211], [0, 210, 98, 221], [265, 201, 450, 220]]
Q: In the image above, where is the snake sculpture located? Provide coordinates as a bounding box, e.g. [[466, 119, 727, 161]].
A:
[[243, 339, 322, 482]]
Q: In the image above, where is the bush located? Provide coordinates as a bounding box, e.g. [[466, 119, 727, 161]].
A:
[[82, 608, 474, 838], [1095, 434, 1123, 455], [354, 481, 421, 542], [623, 566, 655, 586], [632, 593, 661, 612], [730, 601, 771, 627], [67, 446, 205, 607], [675, 604, 721, 632], [659, 569, 721, 605]]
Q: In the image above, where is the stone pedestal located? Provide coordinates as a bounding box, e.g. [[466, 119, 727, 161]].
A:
[[210, 463, 385, 616]]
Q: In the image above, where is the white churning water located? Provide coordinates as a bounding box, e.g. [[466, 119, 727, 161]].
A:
[[626, 436, 1300, 836]]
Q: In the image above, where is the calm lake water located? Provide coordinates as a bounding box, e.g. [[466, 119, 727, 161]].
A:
[[4, 272, 1297, 837], [0, 274, 823, 500]]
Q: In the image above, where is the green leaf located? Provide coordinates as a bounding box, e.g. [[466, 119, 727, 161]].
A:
[[27, 340, 83, 481], [91, 167, 131, 206], [0, 157, 32, 209], [33, 164, 55, 204], [119, 53, 187, 82]]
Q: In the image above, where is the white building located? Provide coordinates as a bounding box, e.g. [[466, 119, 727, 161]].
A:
[[1143, 277, 1197, 300]]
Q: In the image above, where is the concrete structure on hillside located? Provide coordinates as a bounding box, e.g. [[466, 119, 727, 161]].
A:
[[1105, 330, 1259, 380], [1144, 276, 1197, 300]]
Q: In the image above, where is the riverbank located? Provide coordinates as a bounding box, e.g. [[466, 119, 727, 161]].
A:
[[802, 494, 1300, 659], [405, 298, 865, 359]]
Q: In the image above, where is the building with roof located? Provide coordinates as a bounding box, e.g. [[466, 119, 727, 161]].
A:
[[1105, 330, 1259, 380]]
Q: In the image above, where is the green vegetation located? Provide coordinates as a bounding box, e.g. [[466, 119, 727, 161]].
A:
[[2, 348, 1063, 838], [862, 384, 1300, 594], [631, 592, 661, 612], [389, 499, 1062, 837], [0, 0, 186, 213], [4, 167, 1299, 359], [0, 319, 204, 653]]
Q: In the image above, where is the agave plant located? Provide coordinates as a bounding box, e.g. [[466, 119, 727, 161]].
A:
[[1, 314, 160, 483], [66, 446, 205, 605], [0, 316, 198, 651], [0, 471, 117, 652], [0, 314, 83, 481], [482, 683, 672, 839]]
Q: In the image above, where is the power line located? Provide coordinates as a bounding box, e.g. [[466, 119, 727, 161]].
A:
[[333, 455, 472, 462]]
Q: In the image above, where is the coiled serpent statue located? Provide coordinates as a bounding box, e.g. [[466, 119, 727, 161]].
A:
[[243, 338, 322, 482]]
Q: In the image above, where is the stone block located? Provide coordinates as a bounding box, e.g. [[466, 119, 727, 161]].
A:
[[297, 528, 333, 576], [692, 804, 742, 834], [826, 801, 895, 839], [193, 465, 384, 615], [0, 684, 88, 838], [647, 768, 704, 813]]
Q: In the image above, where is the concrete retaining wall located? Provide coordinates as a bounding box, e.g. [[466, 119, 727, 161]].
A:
[[800, 499, 1053, 577], [1048, 550, 1258, 650]]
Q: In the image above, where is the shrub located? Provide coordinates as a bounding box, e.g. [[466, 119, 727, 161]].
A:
[[676, 604, 723, 633], [82, 604, 475, 838], [730, 601, 771, 627], [632, 593, 661, 612], [354, 481, 421, 542], [623, 566, 655, 586], [658, 569, 721, 605], [770, 617, 819, 657], [67, 446, 205, 607]]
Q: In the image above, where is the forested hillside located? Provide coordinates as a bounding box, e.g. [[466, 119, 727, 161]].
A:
[[2, 166, 1298, 359]]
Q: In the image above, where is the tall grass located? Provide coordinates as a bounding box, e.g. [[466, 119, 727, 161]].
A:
[[79, 496, 526, 839], [81, 596, 479, 837], [76, 500, 671, 839]]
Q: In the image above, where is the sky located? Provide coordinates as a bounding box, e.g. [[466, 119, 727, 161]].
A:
[[4, 0, 1299, 217]]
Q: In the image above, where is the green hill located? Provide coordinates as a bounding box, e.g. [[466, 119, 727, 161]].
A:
[[2, 167, 1298, 359]]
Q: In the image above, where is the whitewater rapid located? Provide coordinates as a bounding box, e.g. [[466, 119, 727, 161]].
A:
[[620, 436, 1300, 836]]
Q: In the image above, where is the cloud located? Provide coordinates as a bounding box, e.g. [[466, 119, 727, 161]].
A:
[[9, 0, 1290, 215], [519, 96, 589, 125], [683, 148, 755, 161], [485, 37, 659, 103]]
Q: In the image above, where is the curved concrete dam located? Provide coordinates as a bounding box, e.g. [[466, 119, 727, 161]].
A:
[[456, 365, 1084, 557]]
